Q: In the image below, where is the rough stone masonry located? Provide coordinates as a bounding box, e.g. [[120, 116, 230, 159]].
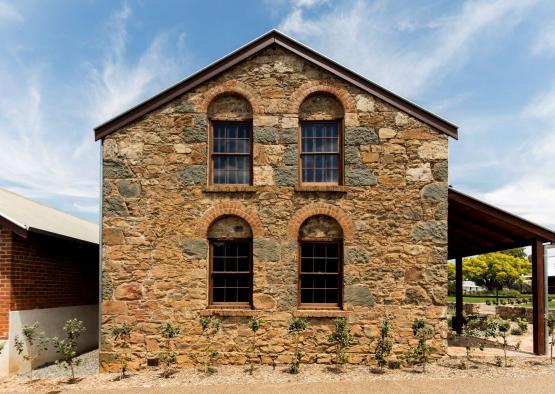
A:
[[100, 45, 449, 370]]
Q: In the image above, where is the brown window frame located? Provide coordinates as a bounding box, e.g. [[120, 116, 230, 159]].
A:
[[209, 121, 253, 186], [208, 238, 253, 308], [298, 239, 343, 309], [298, 120, 343, 186]]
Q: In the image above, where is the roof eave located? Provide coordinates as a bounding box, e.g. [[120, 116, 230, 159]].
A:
[[94, 29, 458, 141]]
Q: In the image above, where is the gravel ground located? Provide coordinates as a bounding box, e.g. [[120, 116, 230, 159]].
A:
[[2, 355, 554, 393], [18, 349, 99, 380]]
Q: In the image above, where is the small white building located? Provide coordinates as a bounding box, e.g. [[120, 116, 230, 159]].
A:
[[462, 280, 482, 292]]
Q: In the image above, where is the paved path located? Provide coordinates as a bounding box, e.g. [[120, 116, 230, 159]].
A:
[[81, 374, 555, 394]]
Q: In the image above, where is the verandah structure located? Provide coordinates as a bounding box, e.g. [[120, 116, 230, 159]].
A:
[[448, 188, 555, 355]]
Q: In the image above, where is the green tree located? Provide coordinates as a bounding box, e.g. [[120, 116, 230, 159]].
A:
[[14, 322, 49, 382], [447, 262, 456, 295], [328, 317, 350, 372], [462, 252, 531, 299], [245, 317, 263, 375], [111, 322, 134, 379], [199, 316, 220, 374], [287, 316, 308, 374], [52, 319, 86, 382], [158, 321, 181, 377], [374, 316, 392, 372], [406, 317, 434, 372], [498, 247, 527, 259]]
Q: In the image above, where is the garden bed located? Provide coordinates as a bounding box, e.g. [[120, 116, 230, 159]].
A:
[[1, 356, 554, 393]]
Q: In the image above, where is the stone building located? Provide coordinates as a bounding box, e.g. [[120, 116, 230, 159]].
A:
[[94, 30, 458, 370]]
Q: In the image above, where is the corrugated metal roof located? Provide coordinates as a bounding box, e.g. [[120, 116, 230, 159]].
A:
[[0, 188, 98, 244]]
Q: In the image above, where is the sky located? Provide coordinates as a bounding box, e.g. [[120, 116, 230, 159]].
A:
[[1, 0, 555, 228]]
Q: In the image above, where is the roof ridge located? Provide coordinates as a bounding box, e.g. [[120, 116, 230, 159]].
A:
[[94, 29, 458, 140]]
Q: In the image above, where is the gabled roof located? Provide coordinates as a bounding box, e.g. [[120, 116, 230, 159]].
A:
[[448, 188, 555, 259], [94, 30, 458, 140], [0, 188, 98, 245]]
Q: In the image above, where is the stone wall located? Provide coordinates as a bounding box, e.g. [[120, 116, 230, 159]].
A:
[[100, 46, 449, 370]]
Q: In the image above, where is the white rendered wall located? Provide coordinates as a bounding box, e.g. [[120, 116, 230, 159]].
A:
[[0, 304, 98, 375]]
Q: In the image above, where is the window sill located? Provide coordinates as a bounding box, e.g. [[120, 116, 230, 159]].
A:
[[200, 308, 258, 317], [202, 185, 258, 193], [294, 185, 348, 193], [292, 309, 351, 318]]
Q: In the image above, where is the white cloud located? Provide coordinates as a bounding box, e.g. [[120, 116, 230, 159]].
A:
[[478, 178, 555, 229], [0, 0, 23, 24], [532, 24, 555, 56], [0, 3, 190, 221], [279, 0, 537, 98]]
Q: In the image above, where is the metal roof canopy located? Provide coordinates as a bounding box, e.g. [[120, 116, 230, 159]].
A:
[[448, 188, 555, 260], [448, 187, 555, 355], [0, 188, 98, 245]]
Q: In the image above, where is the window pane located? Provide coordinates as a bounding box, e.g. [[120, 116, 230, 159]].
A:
[[213, 288, 224, 302], [300, 242, 341, 305]]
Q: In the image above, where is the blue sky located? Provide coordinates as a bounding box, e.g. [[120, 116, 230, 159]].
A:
[[1, 0, 555, 228]]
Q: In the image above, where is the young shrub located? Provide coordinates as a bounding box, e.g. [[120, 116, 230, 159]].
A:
[[406, 317, 434, 372], [158, 321, 181, 377], [492, 318, 520, 367], [485, 299, 491, 306], [461, 314, 483, 364], [111, 322, 134, 379], [374, 316, 392, 372], [546, 314, 555, 365], [199, 316, 221, 374], [245, 317, 263, 375], [516, 317, 528, 333], [52, 319, 86, 383], [510, 326, 523, 336], [328, 317, 350, 372], [287, 316, 308, 374], [13, 322, 49, 382]]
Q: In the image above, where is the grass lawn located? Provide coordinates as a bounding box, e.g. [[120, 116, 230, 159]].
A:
[[447, 295, 555, 308]]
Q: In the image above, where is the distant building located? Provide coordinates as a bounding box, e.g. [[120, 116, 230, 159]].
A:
[[0, 188, 99, 375], [462, 280, 482, 292]]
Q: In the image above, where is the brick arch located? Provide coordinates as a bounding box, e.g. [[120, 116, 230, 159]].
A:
[[196, 80, 262, 114], [197, 202, 264, 238], [287, 203, 355, 241], [288, 80, 357, 114]]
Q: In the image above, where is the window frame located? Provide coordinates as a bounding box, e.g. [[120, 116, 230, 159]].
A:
[[298, 120, 344, 186], [209, 121, 253, 186], [297, 239, 343, 310], [208, 238, 253, 308]]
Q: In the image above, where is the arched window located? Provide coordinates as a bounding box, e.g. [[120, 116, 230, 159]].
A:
[[208, 216, 253, 306], [299, 93, 344, 185], [208, 94, 253, 185], [298, 215, 343, 308]]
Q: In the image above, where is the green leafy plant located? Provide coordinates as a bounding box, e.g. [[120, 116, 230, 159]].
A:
[[52, 319, 86, 382], [374, 316, 392, 372], [287, 316, 308, 374], [516, 317, 528, 333], [406, 317, 434, 372], [510, 326, 523, 336], [158, 321, 181, 377], [461, 314, 484, 364], [245, 317, 263, 375], [111, 322, 134, 379], [485, 299, 491, 306], [328, 317, 350, 372], [199, 316, 221, 374], [546, 314, 555, 365], [13, 322, 49, 382], [489, 317, 520, 367]]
